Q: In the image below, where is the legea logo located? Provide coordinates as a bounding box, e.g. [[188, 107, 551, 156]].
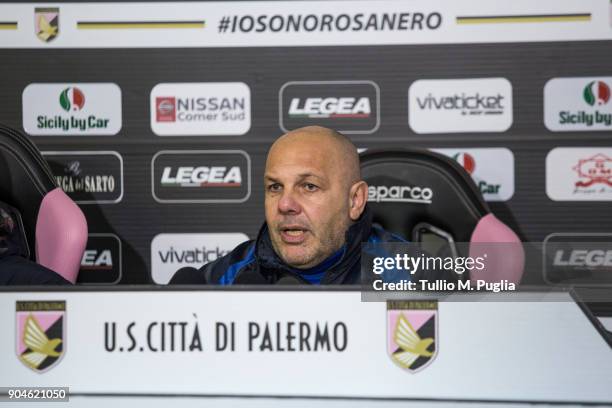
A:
[[152, 150, 251, 203], [546, 148, 612, 201], [543, 233, 612, 286], [288, 97, 371, 119], [432, 148, 515, 202], [161, 166, 241, 188], [77, 233, 122, 284], [545, 77, 612, 131], [280, 81, 380, 134], [151, 233, 249, 284], [150, 82, 251, 136], [408, 78, 513, 134], [367, 185, 433, 204], [22, 83, 122, 135]]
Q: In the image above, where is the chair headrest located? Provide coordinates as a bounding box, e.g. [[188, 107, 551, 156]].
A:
[[0, 123, 57, 258], [360, 148, 490, 242]]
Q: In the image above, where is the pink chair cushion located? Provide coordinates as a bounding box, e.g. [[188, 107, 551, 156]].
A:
[[35, 188, 88, 283], [469, 213, 524, 284]]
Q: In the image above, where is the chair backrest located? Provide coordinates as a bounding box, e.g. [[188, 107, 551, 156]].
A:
[[0, 123, 87, 283], [360, 148, 524, 284]]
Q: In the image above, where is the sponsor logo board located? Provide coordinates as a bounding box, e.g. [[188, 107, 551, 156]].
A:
[[279, 81, 380, 134], [42, 151, 123, 204], [151, 150, 251, 203], [151, 233, 249, 284], [78, 234, 122, 284], [150, 82, 251, 136], [22, 83, 122, 135], [543, 233, 612, 286], [546, 148, 612, 201], [544, 77, 612, 131], [432, 148, 514, 201], [408, 78, 513, 133]]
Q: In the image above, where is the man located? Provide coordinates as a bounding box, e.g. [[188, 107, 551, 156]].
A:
[[170, 126, 404, 285]]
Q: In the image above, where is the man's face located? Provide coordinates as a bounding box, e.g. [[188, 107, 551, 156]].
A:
[[264, 137, 351, 269]]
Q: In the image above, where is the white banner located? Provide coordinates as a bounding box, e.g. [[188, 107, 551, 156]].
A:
[[0, 291, 610, 403], [0, 0, 609, 48]]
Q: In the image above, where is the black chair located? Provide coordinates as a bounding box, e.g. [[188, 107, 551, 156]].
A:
[[361, 148, 524, 283], [0, 123, 87, 282]]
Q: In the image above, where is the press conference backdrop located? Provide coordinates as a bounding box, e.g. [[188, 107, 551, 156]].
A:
[[1, 0, 612, 284]]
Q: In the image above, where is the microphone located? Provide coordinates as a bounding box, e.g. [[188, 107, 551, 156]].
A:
[[168, 266, 204, 284]]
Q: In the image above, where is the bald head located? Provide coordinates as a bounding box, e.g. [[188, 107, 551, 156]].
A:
[[263, 126, 368, 269], [267, 126, 361, 188]]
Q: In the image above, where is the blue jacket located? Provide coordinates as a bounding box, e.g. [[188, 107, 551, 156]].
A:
[[170, 206, 406, 285]]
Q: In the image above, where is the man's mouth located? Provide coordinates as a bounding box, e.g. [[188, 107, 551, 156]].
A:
[[279, 226, 309, 244]]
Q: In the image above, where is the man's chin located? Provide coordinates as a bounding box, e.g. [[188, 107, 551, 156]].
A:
[[278, 248, 318, 269]]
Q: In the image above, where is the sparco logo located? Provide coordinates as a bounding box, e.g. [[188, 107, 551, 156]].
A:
[[22, 83, 122, 135], [150, 82, 251, 136], [543, 233, 612, 286], [151, 233, 249, 284], [546, 148, 612, 201], [408, 78, 512, 134], [545, 77, 612, 132], [42, 151, 123, 204], [152, 150, 251, 203], [77, 234, 122, 284], [280, 81, 379, 134], [367, 185, 433, 204]]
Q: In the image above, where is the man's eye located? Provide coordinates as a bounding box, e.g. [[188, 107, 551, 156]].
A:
[[268, 183, 282, 192], [304, 183, 318, 192]]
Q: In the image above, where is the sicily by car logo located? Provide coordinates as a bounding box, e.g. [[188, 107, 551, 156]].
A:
[[583, 81, 610, 106], [59, 87, 85, 112]]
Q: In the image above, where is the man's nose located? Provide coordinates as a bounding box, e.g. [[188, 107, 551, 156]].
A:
[[277, 189, 302, 214]]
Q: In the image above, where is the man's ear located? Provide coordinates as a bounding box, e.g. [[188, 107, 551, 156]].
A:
[[348, 181, 368, 221]]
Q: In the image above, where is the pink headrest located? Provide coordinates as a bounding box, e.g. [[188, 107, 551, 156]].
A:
[[35, 188, 88, 283], [469, 213, 524, 284]]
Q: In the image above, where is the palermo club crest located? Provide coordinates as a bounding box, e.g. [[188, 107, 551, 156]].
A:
[[16, 301, 66, 372], [35, 8, 59, 43], [387, 300, 438, 373]]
